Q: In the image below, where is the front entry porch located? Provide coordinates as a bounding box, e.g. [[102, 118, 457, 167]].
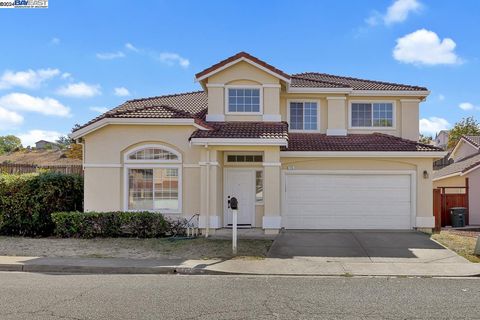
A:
[[197, 147, 282, 235]]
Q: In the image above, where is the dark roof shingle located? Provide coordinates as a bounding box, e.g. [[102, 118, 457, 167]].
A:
[[433, 152, 480, 179], [283, 133, 442, 152]]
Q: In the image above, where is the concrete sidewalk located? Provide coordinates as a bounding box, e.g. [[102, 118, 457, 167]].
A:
[[1, 255, 480, 277]]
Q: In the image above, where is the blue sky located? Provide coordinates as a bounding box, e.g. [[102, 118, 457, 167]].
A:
[[0, 0, 479, 145]]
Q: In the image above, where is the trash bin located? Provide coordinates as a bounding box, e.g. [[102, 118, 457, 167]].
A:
[[450, 207, 467, 228]]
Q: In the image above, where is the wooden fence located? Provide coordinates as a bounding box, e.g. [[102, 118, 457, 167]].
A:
[[0, 163, 83, 175], [433, 179, 469, 231]]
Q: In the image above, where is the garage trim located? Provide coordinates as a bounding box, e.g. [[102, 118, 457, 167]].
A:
[[281, 170, 417, 229]]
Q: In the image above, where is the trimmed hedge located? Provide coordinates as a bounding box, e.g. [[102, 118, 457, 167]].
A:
[[0, 172, 83, 236], [51, 211, 184, 238]]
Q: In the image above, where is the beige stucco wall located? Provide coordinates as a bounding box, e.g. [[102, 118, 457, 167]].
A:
[[281, 157, 435, 220], [206, 61, 280, 121], [83, 124, 202, 217], [451, 140, 478, 162], [279, 94, 421, 140]]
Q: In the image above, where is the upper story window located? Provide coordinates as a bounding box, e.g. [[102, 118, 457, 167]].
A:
[[351, 102, 394, 128], [128, 147, 179, 161], [227, 87, 261, 113], [288, 101, 318, 131]]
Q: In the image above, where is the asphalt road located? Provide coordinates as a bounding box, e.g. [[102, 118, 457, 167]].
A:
[[0, 273, 479, 320]]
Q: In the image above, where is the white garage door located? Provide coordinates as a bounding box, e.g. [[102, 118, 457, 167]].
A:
[[283, 172, 413, 229]]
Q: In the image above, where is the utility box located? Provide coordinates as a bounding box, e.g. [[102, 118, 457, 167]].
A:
[[450, 207, 467, 228]]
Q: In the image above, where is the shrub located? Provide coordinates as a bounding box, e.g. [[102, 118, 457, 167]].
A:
[[51, 211, 185, 238], [0, 172, 83, 236]]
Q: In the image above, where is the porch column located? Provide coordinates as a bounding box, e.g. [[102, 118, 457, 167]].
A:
[[199, 148, 221, 235], [263, 147, 282, 234]]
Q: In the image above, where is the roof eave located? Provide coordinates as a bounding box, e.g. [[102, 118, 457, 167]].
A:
[[280, 151, 446, 158], [195, 56, 291, 84], [70, 118, 210, 140]]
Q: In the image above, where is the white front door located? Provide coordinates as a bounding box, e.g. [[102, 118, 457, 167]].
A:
[[224, 169, 255, 227]]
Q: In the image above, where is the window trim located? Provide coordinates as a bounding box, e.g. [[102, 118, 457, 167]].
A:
[[224, 152, 263, 164], [124, 144, 182, 164], [287, 99, 321, 133], [225, 85, 263, 115], [123, 163, 182, 214], [348, 100, 396, 130]]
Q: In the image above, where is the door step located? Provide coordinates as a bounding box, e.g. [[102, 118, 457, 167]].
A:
[[225, 224, 252, 229]]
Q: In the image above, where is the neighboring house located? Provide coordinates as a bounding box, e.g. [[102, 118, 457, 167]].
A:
[[35, 140, 60, 150], [434, 130, 449, 150], [433, 135, 480, 225], [70, 52, 445, 234]]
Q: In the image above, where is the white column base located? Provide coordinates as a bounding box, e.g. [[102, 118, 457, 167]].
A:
[[262, 216, 282, 229], [416, 216, 435, 228], [198, 215, 221, 229]]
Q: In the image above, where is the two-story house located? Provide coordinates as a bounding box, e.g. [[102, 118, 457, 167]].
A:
[[71, 52, 445, 234]]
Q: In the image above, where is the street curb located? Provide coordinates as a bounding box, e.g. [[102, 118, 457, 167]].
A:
[[0, 263, 478, 277], [0, 264, 228, 275]]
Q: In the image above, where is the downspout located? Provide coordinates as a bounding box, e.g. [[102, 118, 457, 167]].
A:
[[205, 145, 210, 238]]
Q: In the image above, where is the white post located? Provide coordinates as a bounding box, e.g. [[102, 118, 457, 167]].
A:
[[232, 209, 238, 255]]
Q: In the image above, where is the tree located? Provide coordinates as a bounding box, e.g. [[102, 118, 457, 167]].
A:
[[56, 136, 72, 150], [65, 143, 82, 160], [447, 116, 480, 149], [419, 134, 432, 145], [0, 135, 22, 154]]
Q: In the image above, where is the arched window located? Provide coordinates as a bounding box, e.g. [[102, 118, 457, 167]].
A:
[[124, 145, 182, 213]]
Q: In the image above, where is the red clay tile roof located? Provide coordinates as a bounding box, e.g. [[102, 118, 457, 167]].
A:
[[195, 51, 291, 81], [190, 122, 288, 140], [283, 133, 442, 152], [291, 73, 428, 91], [73, 91, 207, 132]]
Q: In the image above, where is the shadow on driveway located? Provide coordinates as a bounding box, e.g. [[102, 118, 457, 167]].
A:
[[267, 230, 464, 263]]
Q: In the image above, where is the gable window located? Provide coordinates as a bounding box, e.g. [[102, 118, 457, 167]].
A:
[[351, 102, 394, 128], [124, 145, 182, 213], [289, 101, 318, 131], [227, 88, 261, 113]]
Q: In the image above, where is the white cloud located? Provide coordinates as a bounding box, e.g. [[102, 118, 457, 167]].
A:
[[61, 72, 72, 79], [366, 0, 422, 26], [0, 93, 71, 117], [393, 29, 461, 66], [96, 51, 125, 60], [50, 37, 60, 45], [384, 0, 422, 25], [18, 130, 64, 147], [458, 102, 478, 111], [56, 82, 101, 98], [125, 43, 140, 52], [90, 106, 109, 113], [114, 87, 130, 97], [438, 94, 445, 101], [158, 52, 190, 68], [0, 68, 60, 89], [0, 106, 23, 130], [419, 117, 451, 136]]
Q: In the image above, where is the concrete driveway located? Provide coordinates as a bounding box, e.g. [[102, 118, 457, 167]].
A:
[[267, 230, 469, 263]]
